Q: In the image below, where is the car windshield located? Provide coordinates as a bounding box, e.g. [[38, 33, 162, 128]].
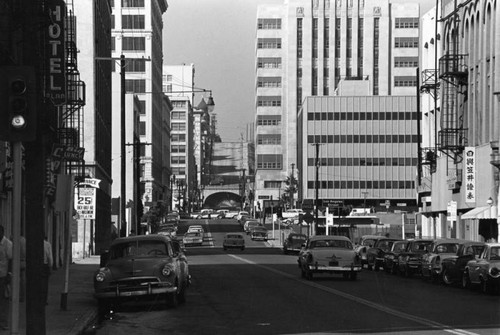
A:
[[185, 232, 200, 237], [435, 243, 459, 253], [310, 239, 352, 249], [291, 235, 306, 241], [490, 247, 500, 260], [362, 239, 376, 247], [227, 234, 242, 239], [110, 240, 168, 259], [412, 241, 432, 252]]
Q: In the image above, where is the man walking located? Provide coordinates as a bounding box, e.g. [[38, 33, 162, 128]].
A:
[[0, 225, 13, 330]]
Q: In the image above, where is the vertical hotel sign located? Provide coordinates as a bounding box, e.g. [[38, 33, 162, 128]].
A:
[[46, 0, 66, 105], [465, 147, 476, 203]]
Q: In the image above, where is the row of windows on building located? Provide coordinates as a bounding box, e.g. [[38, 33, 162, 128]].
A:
[[307, 111, 419, 121], [110, 0, 144, 7], [306, 157, 418, 167], [307, 134, 420, 144], [306, 180, 415, 190], [258, 17, 418, 31]]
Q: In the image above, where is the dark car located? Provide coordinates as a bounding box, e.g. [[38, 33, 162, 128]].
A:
[[463, 243, 500, 293], [355, 235, 389, 268], [440, 241, 486, 286], [421, 239, 467, 282], [94, 235, 190, 316], [283, 233, 307, 254], [383, 240, 410, 274], [397, 239, 434, 277], [366, 238, 401, 271]]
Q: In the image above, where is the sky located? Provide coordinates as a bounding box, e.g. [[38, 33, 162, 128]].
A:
[[162, 0, 436, 142]]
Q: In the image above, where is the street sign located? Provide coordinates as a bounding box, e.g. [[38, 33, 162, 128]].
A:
[[75, 187, 96, 219]]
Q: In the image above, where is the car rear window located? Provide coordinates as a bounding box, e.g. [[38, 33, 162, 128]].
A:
[[227, 234, 242, 239], [310, 239, 352, 249], [110, 240, 168, 259]]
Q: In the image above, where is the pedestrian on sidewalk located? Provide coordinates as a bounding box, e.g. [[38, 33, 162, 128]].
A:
[[41, 236, 53, 306], [0, 225, 13, 330]]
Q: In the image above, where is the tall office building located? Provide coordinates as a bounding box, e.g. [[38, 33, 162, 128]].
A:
[[255, 0, 420, 210], [111, 0, 169, 221]]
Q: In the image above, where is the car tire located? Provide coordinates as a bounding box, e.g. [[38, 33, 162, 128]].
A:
[[442, 268, 453, 285], [178, 281, 187, 304], [166, 290, 179, 309], [404, 266, 411, 277], [367, 262, 373, 271], [349, 272, 357, 281], [462, 271, 471, 289], [481, 278, 490, 294], [223, 246, 227, 251], [97, 299, 111, 321], [301, 267, 306, 278], [306, 269, 313, 280], [241, 246, 245, 251]]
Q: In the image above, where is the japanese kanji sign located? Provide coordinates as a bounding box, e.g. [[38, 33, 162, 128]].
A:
[[464, 147, 475, 203]]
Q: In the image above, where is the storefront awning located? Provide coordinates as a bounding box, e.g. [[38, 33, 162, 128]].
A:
[[461, 206, 495, 219]]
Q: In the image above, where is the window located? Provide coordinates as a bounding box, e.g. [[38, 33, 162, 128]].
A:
[[139, 121, 146, 135], [394, 76, 417, 87], [171, 101, 186, 108], [257, 154, 282, 169], [171, 155, 186, 164], [257, 57, 282, 69], [264, 181, 282, 188], [171, 145, 186, 153], [394, 37, 419, 48], [394, 57, 418, 67], [257, 115, 281, 126], [257, 96, 281, 107], [122, 37, 145, 51], [257, 77, 282, 88], [125, 79, 145, 93], [171, 123, 186, 131], [257, 134, 281, 145], [257, 38, 281, 49], [128, 59, 146, 72], [138, 100, 145, 114], [395, 17, 419, 29], [171, 134, 186, 142], [171, 111, 186, 119], [122, 15, 145, 29], [257, 18, 281, 29], [122, 0, 144, 7]]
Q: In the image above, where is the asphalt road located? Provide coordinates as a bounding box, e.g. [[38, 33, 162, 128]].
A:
[[86, 218, 500, 335]]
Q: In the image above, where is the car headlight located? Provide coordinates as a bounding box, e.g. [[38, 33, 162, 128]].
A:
[[162, 265, 175, 277], [489, 267, 500, 278], [95, 271, 106, 282]]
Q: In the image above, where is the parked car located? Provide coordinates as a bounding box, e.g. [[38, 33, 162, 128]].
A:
[[191, 209, 222, 219], [420, 239, 465, 282], [383, 240, 410, 274], [223, 233, 245, 251], [182, 232, 203, 247], [250, 226, 268, 241], [244, 220, 262, 234], [397, 239, 434, 277], [216, 209, 230, 218], [187, 225, 205, 238], [156, 224, 177, 237], [94, 235, 190, 316], [355, 235, 389, 268], [239, 215, 255, 228], [440, 241, 486, 286], [283, 233, 307, 254], [366, 238, 401, 271], [224, 209, 240, 219], [463, 243, 500, 293], [298, 235, 361, 280], [166, 212, 180, 225]]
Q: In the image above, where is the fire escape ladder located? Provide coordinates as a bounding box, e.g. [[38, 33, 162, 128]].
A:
[[419, 68, 439, 173], [438, 53, 468, 163]]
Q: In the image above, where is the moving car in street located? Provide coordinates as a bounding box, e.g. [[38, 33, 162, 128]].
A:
[[156, 224, 177, 237], [182, 231, 203, 247], [93, 235, 190, 316], [298, 235, 361, 281], [236, 211, 250, 223], [397, 239, 434, 277], [250, 226, 268, 241], [187, 225, 205, 239], [420, 239, 465, 282], [383, 240, 410, 274], [191, 209, 222, 219], [223, 233, 245, 251], [224, 209, 240, 219], [244, 220, 262, 234], [440, 241, 486, 286], [283, 233, 307, 254], [463, 243, 500, 294]]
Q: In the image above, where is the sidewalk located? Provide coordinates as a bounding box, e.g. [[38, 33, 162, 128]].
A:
[[3, 256, 100, 335]]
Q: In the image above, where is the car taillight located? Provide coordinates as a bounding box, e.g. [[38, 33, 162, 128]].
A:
[[162, 265, 174, 277]]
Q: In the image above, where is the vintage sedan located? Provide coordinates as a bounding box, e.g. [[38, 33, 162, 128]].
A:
[[420, 239, 465, 282], [182, 231, 203, 247], [397, 239, 434, 277], [244, 220, 262, 234], [440, 241, 486, 286], [366, 238, 400, 271], [298, 235, 361, 280], [463, 243, 500, 294], [94, 235, 190, 316], [283, 233, 307, 254], [355, 235, 388, 268], [223, 233, 245, 251], [383, 240, 410, 274], [250, 226, 268, 241]]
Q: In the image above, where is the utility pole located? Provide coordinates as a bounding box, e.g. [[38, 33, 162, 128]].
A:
[[290, 163, 295, 209], [314, 143, 321, 235], [120, 55, 126, 236]]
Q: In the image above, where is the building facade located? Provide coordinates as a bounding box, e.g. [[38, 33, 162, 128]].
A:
[[418, 0, 500, 242], [111, 0, 169, 227], [255, 0, 421, 209]]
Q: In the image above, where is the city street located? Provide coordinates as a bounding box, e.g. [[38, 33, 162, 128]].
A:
[[84, 219, 500, 335]]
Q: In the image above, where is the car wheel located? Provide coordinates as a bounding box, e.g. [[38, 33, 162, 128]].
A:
[[481, 278, 490, 294], [301, 267, 306, 278], [223, 246, 227, 251], [241, 246, 245, 251], [97, 299, 111, 321], [391, 264, 398, 275], [462, 271, 471, 289], [442, 268, 453, 285], [367, 262, 373, 271], [306, 269, 313, 280], [166, 290, 179, 309], [404, 266, 411, 277], [374, 261, 380, 272], [178, 281, 187, 304], [349, 272, 358, 281]]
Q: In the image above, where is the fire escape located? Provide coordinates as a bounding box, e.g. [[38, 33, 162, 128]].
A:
[[60, 3, 85, 179]]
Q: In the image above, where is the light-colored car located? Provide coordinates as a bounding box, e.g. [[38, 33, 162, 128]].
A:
[[187, 225, 205, 238], [250, 227, 268, 241], [282, 208, 304, 219], [236, 211, 250, 222], [463, 243, 500, 294], [157, 224, 177, 237], [223, 233, 245, 251], [182, 232, 203, 247], [94, 235, 190, 315], [190, 209, 222, 219], [224, 209, 240, 219], [298, 235, 361, 280], [244, 220, 262, 234]]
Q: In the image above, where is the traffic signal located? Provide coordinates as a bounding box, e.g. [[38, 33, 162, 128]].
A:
[[0, 66, 37, 142]]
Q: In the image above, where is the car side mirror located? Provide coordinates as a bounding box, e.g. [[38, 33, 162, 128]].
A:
[[100, 250, 109, 267]]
